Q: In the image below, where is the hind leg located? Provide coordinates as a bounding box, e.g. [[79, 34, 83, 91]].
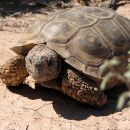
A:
[[62, 69, 107, 106], [0, 55, 28, 86]]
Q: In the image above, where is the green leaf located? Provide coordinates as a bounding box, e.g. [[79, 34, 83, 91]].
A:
[[117, 92, 130, 110], [128, 50, 130, 54], [100, 61, 109, 74], [124, 71, 130, 80], [100, 59, 120, 74], [128, 64, 130, 70], [109, 59, 120, 66], [100, 72, 114, 91], [127, 101, 130, 106]]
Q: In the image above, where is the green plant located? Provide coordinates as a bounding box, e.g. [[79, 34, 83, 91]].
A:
[[100, 58, 130, 109]]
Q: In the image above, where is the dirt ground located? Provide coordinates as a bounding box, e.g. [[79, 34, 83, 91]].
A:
[[0, 3, 130, 130]]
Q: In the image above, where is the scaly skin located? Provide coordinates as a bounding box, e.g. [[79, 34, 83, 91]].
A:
[[62, 69, 107, 106], [0, 55, 28, 86]]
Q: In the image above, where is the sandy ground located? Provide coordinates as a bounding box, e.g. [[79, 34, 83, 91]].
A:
[[0, 4, 130, 130]]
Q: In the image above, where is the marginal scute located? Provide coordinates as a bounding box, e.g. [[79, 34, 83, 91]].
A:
[[85, 66, 102, 82], [65, 56, 102, 82], [65, 56, 86, 72]]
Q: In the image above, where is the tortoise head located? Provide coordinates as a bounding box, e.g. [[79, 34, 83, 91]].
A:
[[25, 44, 62, 82]]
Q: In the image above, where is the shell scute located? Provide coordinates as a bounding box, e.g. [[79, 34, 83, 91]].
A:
[[56, 11, 97, 27], [43, 21, 78, 43], [72, 7, 114, 19]]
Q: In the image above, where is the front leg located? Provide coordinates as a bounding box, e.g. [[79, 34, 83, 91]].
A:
[[0, 55, 28, 86], [62, 69, 107, 106]]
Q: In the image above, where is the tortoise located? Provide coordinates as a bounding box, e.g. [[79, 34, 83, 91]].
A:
[[0, 6, 130, 106]]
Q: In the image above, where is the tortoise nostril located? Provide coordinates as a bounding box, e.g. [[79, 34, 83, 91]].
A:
[[35, 63, 42, 68], [29, 59, 32, 64]]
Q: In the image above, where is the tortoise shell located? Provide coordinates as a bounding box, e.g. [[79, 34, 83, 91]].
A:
[[11, 7, 130, 81]]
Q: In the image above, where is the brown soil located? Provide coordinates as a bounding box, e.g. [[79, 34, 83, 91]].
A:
[[0, 3, 130, 130]]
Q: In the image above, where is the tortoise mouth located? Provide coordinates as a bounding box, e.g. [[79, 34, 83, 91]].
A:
[[27, 66, 60, 83], [30, 73, 58, 83]]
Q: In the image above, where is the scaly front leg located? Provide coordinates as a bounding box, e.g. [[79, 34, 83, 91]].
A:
[[0, 55, 28, 86], [62, 69, 107, 106]]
